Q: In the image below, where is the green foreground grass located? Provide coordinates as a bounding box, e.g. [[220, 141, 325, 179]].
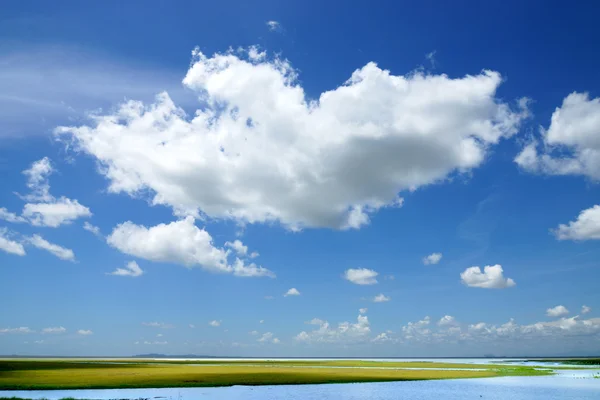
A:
[[0, 359, 556, 390]]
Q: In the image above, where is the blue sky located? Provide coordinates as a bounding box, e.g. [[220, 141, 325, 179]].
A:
[[1, 0, 599, 357]]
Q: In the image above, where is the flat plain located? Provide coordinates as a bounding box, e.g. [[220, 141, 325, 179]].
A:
[[0, 358, 556, 390]]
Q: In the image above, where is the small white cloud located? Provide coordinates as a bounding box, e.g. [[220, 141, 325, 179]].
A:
[[372, 332, 392, 343], [438, 315, 457, 326], [156, 333, 163, 337], [460, 264, 515, 289], [272, 337, 280, 344], [34, 340, 45, 344], [582, 305, 592, 314], [27, 234, 75, 261], [547, 305, 569, 318], [0, 208, 26, 223], [0, 228, 25, 256], [107, 217, 274, 278], [385, 275, 395, 280], [189, 324, 195, 328], [554, 205, 600, 241], [258, 332, 273, 342], [259, 320, 264, 324], [22, 197, 92, 228], [295, 314, 370, 344], [515, 92, 600, 180], [77, 329, 93, 335], [343, 268, 378, 285], [373, 293, 390, 303], [264, 295, 274, 300], [42, 326, 66, 334], [142, 322, 174, 329], [3, 158, 91, 228], [423, 252, 442, 265], [0, 327, 33, 334], [142, 340, 168, 345], [284, 288, 300, 297], [425, 50, 437, 68], [266, 20, 281, 31], [83, 222, 102, 237], [249, 330, 259, 335], [359, 308, 368, 314], [209, 320, 221, 327], [225, 239, 248, 256], [108, 261, 144, 277], [21, 157, 54, 202]]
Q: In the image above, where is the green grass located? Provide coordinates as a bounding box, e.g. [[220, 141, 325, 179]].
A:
[[0, 359, 557, 390]]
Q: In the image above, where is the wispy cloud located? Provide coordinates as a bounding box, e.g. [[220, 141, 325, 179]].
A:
[[142, 322, 174, 329], [28, 234, 75, 261], [108, 261, 144, 277]]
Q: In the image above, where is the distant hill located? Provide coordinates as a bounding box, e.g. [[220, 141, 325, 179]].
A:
[[132, 353, 217, 358]]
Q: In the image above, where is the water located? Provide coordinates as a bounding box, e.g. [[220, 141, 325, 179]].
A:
[[1, 361, 598, 399]]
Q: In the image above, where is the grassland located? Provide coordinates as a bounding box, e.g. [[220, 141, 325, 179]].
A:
[[0, 359, 555, 390]]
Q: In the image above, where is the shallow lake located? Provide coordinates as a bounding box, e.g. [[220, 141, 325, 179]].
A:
[[1, 361, 598, 400]]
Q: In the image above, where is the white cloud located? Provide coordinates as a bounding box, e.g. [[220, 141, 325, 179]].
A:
[[157, 333, 163, 337], [57, 47, 528, 232], [582, 305, 592, 314], [42, 326, 66, 334], [83, 222, 102, 237], [272, 337, 280, 344], [209, 320, 221, 327], [515, 92, 600, 180], [547, 305, 569, 318], [22, 157, 54, 202], [553, 205, 600, 240], [108, 261, 144, 277], [142, 340, 168, 345], [372, 332, 392, 343], [11, 158, 92, 228], [142, 322, 174, 329], [189, 324, 195, 328], [460, 264, 515, 289], [249, 330, 259, 335], [373, 293, 390, 303], [34, 340, 45, 344], [402, 316, 431, 340], [307, 318, 325, 325], [0, 228, 25, 256], [0, 208, 25, 223], [266, 20, 281, 31], [343, 268, 378, 285], [0, 327, 33, 334], [22, 197, 92, 228], [28, 234, 75, 261], [359, 308, 368, 314], [295, 314, 370, 343], [257, 332, 273, 342], [259, 320, 264, 324], [77, 329, 93, 335], [224, 239, 248, 256], [106, 217, 274, 278], [423, 252, 442, 265], [284, 288, 300, 297], [438, 315, 458, 326]]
